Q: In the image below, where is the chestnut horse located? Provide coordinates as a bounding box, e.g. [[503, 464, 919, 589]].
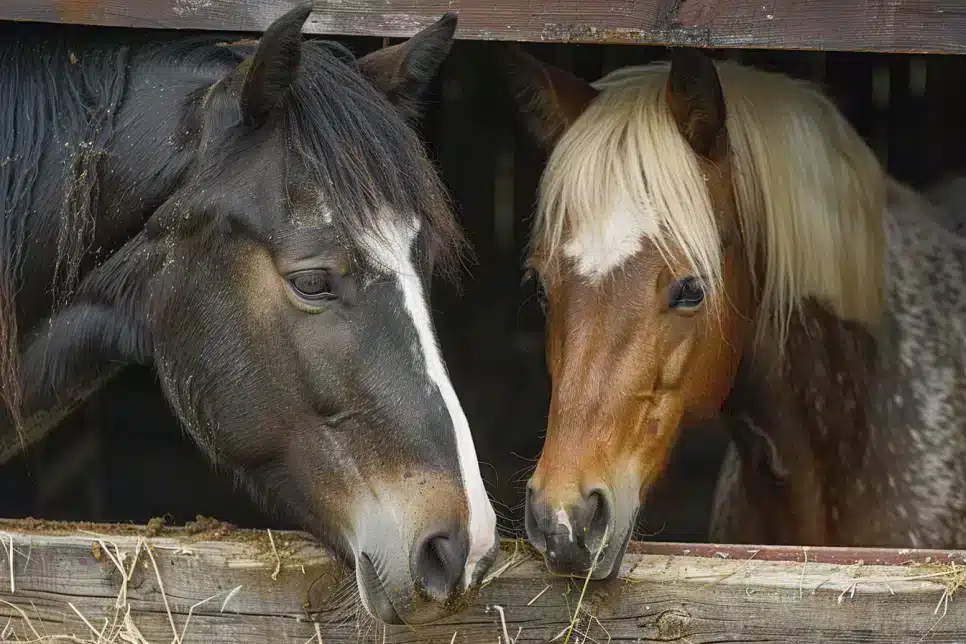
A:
[[506, 46, 966, 578], [0, 6, 497, 624]]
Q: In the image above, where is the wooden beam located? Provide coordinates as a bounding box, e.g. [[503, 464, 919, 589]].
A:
[[0, 1, 964, 54], [0, 520, 963, 642]]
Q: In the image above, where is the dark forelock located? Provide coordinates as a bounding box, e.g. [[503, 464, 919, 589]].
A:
[[281, 41, 466, 279]]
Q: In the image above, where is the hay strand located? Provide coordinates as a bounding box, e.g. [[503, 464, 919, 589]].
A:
[[67, 602, 101, 641], [0, 533, 15, 593], [0, 536, 252, 644], [527, 584, 550, 606], [799, 546, 809, 599], [178, 587, 242, 643], [0, 601, 41, 640], [267, 530, 281, 582], [140, 544, 179, 644], [553, 528, 609, 644], [481, 541, 522, 588], [219, 586, 243, 614], [493, 605, 512, 644]]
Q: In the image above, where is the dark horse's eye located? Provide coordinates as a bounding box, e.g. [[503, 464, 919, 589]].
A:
[[288, 269, 336, 301], [522, 267, 548, 315], [668, 276, 705, 310]]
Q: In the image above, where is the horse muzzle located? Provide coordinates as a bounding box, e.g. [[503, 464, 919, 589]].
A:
[[525, 479, 638, 579], [351, 494, 498, 624]]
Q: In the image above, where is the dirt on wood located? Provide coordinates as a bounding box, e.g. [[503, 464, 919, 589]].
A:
[[0, 514, 248, 542]]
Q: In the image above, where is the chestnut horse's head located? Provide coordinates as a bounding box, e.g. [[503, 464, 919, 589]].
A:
[[505, 47, 884, 577]]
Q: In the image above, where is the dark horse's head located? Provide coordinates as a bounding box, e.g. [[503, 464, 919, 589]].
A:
[[14, 5, 497, 624]]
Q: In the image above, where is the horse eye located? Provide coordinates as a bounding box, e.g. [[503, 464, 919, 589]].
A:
[[537, 286, 548, 314], [522, 268, 548, 314], [668, 276, 705, 310], [287, 270, 336, 301]]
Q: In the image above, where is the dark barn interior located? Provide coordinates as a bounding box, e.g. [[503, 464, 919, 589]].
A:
[[3, 30, 966, 546]]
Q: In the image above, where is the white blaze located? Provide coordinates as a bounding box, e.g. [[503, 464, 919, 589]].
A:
[[562, 199, 655, 280], [555, 505, 575, 542], [360, 215, 497, 588]]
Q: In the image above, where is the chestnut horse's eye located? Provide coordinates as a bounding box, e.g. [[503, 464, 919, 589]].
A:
[[668, 276, 705, 310], [288, 269, 337, 302], [522, 267, 548, 315]]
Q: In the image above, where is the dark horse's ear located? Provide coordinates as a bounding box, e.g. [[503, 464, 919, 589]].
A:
[[19, 233, 161, 413], [666, 47, 727, 161], [239, 3, 313, 126], [501, 44, 599, 148], [356, 13, 458, 121]]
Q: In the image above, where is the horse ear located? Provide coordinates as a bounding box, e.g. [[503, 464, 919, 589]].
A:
[[666, 47, 727, 161], [356, 13, 458, 121], [502, 44, 599, 148], [239, 3, 312, 126]]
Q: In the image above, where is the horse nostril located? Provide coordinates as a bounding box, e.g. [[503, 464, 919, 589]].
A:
[[411, 527, 468, 602], [583, 489, 612, 551], [524, 485, 548, 552]]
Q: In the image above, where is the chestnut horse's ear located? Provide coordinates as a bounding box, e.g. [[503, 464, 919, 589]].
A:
[[666, 47, 727, 161], [501, 44, 599, 148], [356, 13, 458, 121], [239, 3, 312, 126]]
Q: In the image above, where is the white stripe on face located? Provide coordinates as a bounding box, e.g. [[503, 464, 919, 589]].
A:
[[563, 199, 655, 280], [359, 214, 497, 588]]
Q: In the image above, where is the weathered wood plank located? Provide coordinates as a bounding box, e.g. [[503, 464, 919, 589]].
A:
[[0, 1, 964, 54], [0, 521, 962, 642]]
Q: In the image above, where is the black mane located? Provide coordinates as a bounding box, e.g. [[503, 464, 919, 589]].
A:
[[0, 23, 133, 423]]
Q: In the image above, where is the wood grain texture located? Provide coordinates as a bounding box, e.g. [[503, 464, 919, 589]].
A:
[[0, 525, 963, 642], [0, 1, 964, 53]]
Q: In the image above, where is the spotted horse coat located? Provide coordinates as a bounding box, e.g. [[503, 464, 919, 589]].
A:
[[711, 182, 966, 548]]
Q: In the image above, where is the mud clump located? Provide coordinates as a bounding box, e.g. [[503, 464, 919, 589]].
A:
[[184, 515, 236, 540], [144, 516, 167, 537]]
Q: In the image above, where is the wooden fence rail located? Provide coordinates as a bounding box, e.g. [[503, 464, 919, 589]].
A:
[[1, 1, 965, 54], [0, 520, 962, 642]]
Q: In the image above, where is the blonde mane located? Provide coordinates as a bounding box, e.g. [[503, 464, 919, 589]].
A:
[[533, 60, 887, 345]]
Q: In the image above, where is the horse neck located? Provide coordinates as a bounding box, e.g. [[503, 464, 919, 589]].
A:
[[725, 186, 966, 548], [723, 302, 878, 545], [10, 36, 218, 334], [0, 33, 227, 463]]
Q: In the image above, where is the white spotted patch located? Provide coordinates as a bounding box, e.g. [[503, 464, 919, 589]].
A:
[[555, 505, 575, 542], [877, 187, 966, 546], [359, 214, 497, 588], [720, 187, 966, 549], [562, 198, 656, 280]]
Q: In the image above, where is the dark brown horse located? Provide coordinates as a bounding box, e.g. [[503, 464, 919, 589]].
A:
[[0, 5, 497, 624], [505, 45, 966, 578]]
